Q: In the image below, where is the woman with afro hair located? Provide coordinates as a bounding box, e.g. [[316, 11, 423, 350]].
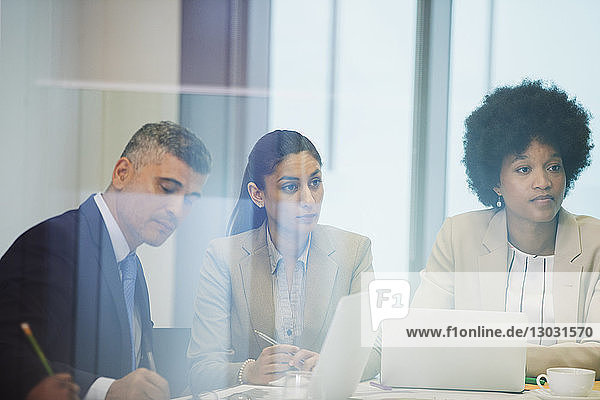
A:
[[413, 80, 600, 376]]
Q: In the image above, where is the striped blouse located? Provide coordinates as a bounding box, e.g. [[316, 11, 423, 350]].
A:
[[266, 225, 311, 345], [505, 242, 556, 345]]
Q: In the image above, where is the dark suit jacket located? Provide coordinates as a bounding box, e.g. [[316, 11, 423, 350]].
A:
[[0, 196, 154, 399]]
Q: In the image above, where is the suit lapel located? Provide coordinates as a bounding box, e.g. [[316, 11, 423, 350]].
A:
[[477, 208, 583, 324], [100, 242, 131, 339], [79, 196, 135, 372], [239, 224, 276, 344], [553, 208, 582, 325], [478, 209, 509, 311], [238, 224, 340, 349], [301, 227, 339, 349]]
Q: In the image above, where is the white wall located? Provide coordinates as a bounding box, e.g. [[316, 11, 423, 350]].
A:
[[0, 0, 182, 326], [491, 0, 600, 217], [6, 0, 599, 327], [1, 0, 82, 255], [268, 0, 333, 151], [445, 0, 492, 217], [268, 0, 416, 273], [447, 0, 600, 219]]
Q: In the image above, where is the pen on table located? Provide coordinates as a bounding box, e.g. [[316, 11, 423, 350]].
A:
[[370, 381, 393, 391], [21, 322, 54, 376], [526, 376, 546, 385]]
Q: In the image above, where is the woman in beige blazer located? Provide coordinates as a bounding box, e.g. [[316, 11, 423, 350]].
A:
[[188, 130, 376, 394], [413, 80, 600, 376]]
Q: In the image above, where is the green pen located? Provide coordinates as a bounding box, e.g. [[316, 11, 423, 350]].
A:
[[21, 322, 54, 376], [526, 376, 546, 385]]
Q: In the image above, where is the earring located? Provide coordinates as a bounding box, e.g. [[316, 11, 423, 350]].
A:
[[496, 195, 503, 208]]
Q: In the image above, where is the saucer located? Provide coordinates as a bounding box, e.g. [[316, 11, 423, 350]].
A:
[[531, 389, 600, 400]]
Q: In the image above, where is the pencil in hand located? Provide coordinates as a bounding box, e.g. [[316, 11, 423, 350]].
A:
[[21, 322, 54, 376]]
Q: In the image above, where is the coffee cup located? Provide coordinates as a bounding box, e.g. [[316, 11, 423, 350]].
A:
[[536, 367, 595, 397]]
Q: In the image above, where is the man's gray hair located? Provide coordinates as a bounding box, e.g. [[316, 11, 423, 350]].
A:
[[121, 121, 211, 175]]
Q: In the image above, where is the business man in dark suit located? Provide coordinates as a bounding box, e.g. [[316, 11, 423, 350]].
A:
[[0, 121, 211, 400]]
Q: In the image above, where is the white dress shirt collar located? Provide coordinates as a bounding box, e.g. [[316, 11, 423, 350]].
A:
[[93, 193, 132, 263]]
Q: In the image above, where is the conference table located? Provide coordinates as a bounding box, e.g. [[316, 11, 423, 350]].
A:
[[173, 380, 600, 399]]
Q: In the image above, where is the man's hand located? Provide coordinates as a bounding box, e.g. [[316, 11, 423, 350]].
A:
[[26, 373, 80, 400], [105, 368, 169, 400], [245, 344, 299, 384]]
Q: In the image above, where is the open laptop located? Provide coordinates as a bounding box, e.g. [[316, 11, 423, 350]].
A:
[[309, 292, 377, 399], [238, 293, 374, 399], [381, 308, 527, 393]]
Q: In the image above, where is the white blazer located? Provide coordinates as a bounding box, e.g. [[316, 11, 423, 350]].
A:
[[412, 208, 600, 376]]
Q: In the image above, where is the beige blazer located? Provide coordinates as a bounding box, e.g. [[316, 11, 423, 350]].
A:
[[412, 208, 600, 375], [188, 223, 376, 393]]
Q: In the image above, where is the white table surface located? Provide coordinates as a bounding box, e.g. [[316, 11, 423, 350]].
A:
[[173, 381, 542, 399]]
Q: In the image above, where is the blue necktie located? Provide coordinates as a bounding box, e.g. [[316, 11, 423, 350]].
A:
[[119, 253, 138, 371]]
